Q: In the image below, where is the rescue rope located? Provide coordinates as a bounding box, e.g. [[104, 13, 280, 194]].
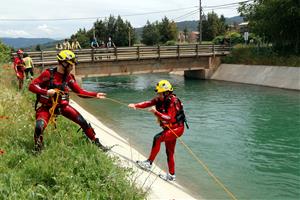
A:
[[165, 125, 238, 200], [69, 90, 238, 199], [48, 89, 64, 126]]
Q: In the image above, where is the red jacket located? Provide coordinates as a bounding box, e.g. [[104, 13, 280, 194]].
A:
[[134, 94, 184, 128], [13, 57, 25, 72], [29, 68, 97, 106]]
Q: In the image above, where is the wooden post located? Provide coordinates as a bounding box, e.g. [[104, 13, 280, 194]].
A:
[[41, 50, 44, 69], [137, 46, 140, 60], [114, 47, 118, 61], [177, 45, 180, 59], [196, 44, 199, 57], [158, 45, 160, 60], [212, 44, 215, 58], [91, 48, 94, 63]]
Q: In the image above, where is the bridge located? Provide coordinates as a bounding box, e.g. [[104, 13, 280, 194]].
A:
[[16, 44, 230, 79]]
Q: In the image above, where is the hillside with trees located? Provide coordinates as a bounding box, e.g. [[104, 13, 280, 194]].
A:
[[0, 37, 56, 49]]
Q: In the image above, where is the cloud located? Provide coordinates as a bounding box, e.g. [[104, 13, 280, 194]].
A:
[[0, 29, 32, 37], [37, 24, 55, 34]]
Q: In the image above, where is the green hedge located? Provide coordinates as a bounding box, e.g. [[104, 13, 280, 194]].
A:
[[0, 41, 11, 64], [222, 44, 300, 67]]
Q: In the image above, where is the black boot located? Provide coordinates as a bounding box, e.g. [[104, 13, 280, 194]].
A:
[[34, 135, 43, 152], [94, 138, 110, 152]]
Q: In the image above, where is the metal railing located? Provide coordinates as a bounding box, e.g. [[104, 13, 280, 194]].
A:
[[13, 44, 230, 66]]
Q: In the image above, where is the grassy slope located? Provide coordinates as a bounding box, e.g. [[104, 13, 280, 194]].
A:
[[0, 66, 145, 199]]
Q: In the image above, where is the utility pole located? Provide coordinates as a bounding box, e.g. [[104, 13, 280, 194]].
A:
[[199, 0, 202, 44]]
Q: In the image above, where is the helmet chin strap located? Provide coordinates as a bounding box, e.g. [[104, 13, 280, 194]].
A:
[[163, 91, 171, 98], [61, 62, 71, 74]]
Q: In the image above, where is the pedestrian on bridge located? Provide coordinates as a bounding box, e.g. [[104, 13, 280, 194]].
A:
[[128, 80, 188, 181], [62, 39, 71, 50], [29, 50, 109, 152], [91, 37, 99, 49], [71, 38, 81, 50], [106, 36, 116, 48]]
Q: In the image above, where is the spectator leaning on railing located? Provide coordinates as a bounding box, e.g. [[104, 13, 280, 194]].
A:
[[63, 39, 71, 50], [71, 38, 81, 50]]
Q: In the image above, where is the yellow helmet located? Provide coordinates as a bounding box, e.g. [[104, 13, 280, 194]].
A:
[[155, 80, 173, 93], [57, 50, 77, 65]]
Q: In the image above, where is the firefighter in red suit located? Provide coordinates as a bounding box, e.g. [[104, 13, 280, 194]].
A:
[[29, 50, 108, 151], [13, 49, 25, 90], [128, 80, 188, 181]]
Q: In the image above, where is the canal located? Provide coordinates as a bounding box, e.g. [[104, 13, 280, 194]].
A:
[[73, 73, 300, 200]]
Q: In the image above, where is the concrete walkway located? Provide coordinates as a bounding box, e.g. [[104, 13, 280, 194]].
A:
[[69, 100, 200, 200]]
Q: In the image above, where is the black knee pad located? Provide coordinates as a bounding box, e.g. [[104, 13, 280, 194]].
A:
[[77, 115, 89, 130], [35, 120, 45, 137]]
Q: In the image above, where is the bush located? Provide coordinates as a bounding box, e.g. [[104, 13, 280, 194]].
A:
[[213, 36, 224, 45], [213, 32, 243, 45], [222, 45, 300, 67], [164, 40, 177, 46], [0, 41, 11, 64]]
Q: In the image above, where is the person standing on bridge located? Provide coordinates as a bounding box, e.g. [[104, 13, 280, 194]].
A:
[[128, 80, 188, 181], [29, 50, 109, 152], [91, 37, 99, 49], [63, 39, 71, 50], [71, 38, 81, 50], [13, 49, 25, 90], [106, 36, 116, 48]]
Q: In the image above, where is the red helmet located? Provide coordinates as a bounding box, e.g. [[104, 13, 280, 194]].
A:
[[17, 49, 24, 54]]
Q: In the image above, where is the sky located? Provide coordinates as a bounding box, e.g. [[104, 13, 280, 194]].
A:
[[0, 0, 242, 39]]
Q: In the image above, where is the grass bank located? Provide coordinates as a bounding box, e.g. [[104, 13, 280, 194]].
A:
[[0, 66, 146, 199], [222, 44, 300, 67]]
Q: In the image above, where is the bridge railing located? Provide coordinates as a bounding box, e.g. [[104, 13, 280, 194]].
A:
[[12, 44, 230, 66]]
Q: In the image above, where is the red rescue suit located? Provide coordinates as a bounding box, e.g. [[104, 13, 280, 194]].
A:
[[29, 68, 98, 147], [134, 94, 185, 175], [13, 57, 25, 80]]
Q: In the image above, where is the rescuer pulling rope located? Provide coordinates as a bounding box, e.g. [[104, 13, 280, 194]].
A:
[[29, 50, 110, 152]]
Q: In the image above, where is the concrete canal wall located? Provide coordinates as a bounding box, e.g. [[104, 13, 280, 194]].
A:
[[211, 64, 300, 90]]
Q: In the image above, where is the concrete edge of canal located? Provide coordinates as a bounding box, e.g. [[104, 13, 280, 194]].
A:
[[210, 64, 300, 90]]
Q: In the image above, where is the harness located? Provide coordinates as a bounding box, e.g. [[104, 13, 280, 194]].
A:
[[34, 67, 69, 110], [156, 94, 189, 129]]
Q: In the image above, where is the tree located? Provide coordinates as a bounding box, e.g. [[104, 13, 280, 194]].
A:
[[90, 15, 136, 46], [239, 0, 300, 54], [202, 12, 225, 41], [35, 44, 41, 51], [114, 16, 134, 47], [141, 21, 160, 45], [158, 17, 178, 43], [183, 27, 189, 41], [71, 28, 90, 48]]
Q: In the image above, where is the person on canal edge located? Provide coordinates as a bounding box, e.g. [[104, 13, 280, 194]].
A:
[[13, 49, 26, 90], [128, 80, 189, 181], [29, 50, 109, 152]]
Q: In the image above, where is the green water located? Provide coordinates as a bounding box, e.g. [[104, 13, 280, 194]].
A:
[[73, 74, 300, 200]]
